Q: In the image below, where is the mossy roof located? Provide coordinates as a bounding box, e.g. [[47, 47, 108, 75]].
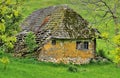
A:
[[20, 5, 99, 39]]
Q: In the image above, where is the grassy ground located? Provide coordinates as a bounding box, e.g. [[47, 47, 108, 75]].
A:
[[0, 56, 120, 78]]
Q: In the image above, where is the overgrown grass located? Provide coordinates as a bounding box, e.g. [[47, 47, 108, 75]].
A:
[[0, 56, 120, 78]]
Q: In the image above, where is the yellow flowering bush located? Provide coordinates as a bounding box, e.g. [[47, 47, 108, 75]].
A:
[[101, 32, 109, 39], [0, 0, 23, 71], [0, 57, 10, 70], [112, 48, 120, 64], [112, 34, 120, 66], [13, 10, 19, 17], [1, 6, 7, 14], [0, 57, 10, 64], [0, 0, 22, 51], [6, 0, 11, 5], [113, 35, 120, 46], [0, 23, 5, 33]]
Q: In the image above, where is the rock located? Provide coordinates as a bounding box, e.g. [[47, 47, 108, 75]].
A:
[[38, 56, 91, 64]]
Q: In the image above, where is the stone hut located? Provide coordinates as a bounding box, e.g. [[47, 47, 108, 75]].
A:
[[15, 5, 99, 64]]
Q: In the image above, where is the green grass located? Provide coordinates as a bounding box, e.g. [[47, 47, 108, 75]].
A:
[[22, 0, 68, 18], [0, 57, 120, 78]]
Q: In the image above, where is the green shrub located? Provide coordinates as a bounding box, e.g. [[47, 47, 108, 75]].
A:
[[0, 0, 23, 53], [97, 49, 106, 58], [0, 56, 10, 70], [0, 47, 4, 56], [68, 65, 78, 72], [112, 34, 120, 66], [0, 47, 10, 70], [24, 32, 38, 53]]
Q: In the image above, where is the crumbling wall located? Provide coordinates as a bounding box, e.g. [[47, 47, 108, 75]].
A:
[[38, 40, 95, 64]]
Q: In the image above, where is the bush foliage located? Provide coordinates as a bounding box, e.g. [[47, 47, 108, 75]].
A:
[[24, 32, 38, 53], [68, 65, 78, 72], [0, 0, 22, 51], [0, 0, 23, 70]]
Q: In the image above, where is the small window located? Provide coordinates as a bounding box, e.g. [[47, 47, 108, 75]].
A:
[[84, 42, 88, 49], [52, 40, 56, 45], [76, 41, 89, 50]]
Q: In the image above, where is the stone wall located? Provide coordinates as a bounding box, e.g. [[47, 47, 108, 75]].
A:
[[38, 40, 95, 64]]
